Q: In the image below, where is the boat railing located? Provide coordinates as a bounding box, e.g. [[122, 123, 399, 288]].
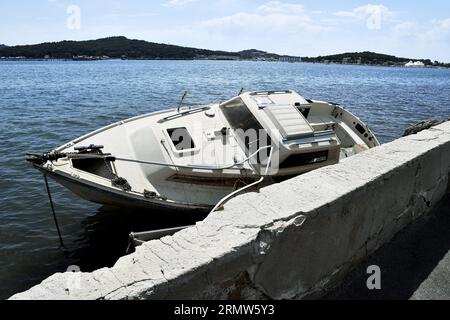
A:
[[177, 91, 188, 113], [65, 145, 273, 173]]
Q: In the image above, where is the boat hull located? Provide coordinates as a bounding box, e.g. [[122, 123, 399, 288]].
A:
[[36, 165, 212, 213]]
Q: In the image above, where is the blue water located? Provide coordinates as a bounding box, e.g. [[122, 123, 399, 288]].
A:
[[0, 60, 449, 299]]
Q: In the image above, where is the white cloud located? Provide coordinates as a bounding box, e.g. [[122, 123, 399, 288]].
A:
[[334, 11, 355, 18], [256, 1, 305, 14], [391, 18, 450, 40], [333, 4, 395, 30], [135, 2, 450, 61], [140, 1, 333, 56], [436, 18, 450, 31], [334, 4, 394, 21], [200, 12, 311, 29], [197, 2, 330, 34], [425, 18, 450, 40], [392, 21, 418, 36], [163, 0, 198, 8]]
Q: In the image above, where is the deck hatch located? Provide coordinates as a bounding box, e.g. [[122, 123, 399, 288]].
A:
[[264, 104, 314, 140], [72, 158, 116, 179]]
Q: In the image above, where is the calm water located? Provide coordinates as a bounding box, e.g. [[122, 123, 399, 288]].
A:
[[0, 60, 449, 299]]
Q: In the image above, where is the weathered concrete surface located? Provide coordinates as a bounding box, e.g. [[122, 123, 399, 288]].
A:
[[325, 193, 450, 300], [10, 121, 450, 300]]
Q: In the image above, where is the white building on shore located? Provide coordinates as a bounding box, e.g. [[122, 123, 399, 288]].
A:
[[405, 60, 425, 68]]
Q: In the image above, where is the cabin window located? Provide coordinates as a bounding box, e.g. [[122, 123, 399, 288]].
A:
[[221, 97, 271, 162], [295, 103, 311, 118], [355, 123, 366, 135], [280, 151, 329, 169], [167, 127, 196, 151], [221, 97, 263, 133]]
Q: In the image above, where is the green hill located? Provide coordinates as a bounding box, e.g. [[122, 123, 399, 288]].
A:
[[302, 51, 433, 66], [238, 49, 278, 59], [0, 36, 283, 60], [2, 39, 444, 66]]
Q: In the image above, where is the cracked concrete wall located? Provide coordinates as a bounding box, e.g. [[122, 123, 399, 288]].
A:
[[10, 122, 450, 300]]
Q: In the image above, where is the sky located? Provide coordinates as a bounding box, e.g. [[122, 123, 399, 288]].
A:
[[1, 0, 450, 61]]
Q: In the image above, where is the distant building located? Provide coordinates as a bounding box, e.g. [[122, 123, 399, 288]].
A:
[[279, 56, 302, 63], [405, 60, 425, 68], [342, 57, 351, 64], [72, 55, 103, 61], [208, 55, 240, 61]]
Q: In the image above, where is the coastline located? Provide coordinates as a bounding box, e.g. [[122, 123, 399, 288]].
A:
[[1, 58, 448, 69]]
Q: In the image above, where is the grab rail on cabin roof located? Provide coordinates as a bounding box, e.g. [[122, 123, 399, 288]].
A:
[[157, 105, 210, 123]]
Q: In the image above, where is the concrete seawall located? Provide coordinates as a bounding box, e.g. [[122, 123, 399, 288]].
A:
[[11, 122, 450, 300]]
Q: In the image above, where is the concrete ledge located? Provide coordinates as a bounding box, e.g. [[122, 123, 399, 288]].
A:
[[11, 122, 450, 300]]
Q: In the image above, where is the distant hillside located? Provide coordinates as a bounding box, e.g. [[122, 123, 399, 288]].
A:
[[0, 36, 288, 61], [303, 51, 433, 66], [2, 39, 444, 66], [0, 36, 230, 59], [0, 44, 6, 48], [238, 49, 278, 59]]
